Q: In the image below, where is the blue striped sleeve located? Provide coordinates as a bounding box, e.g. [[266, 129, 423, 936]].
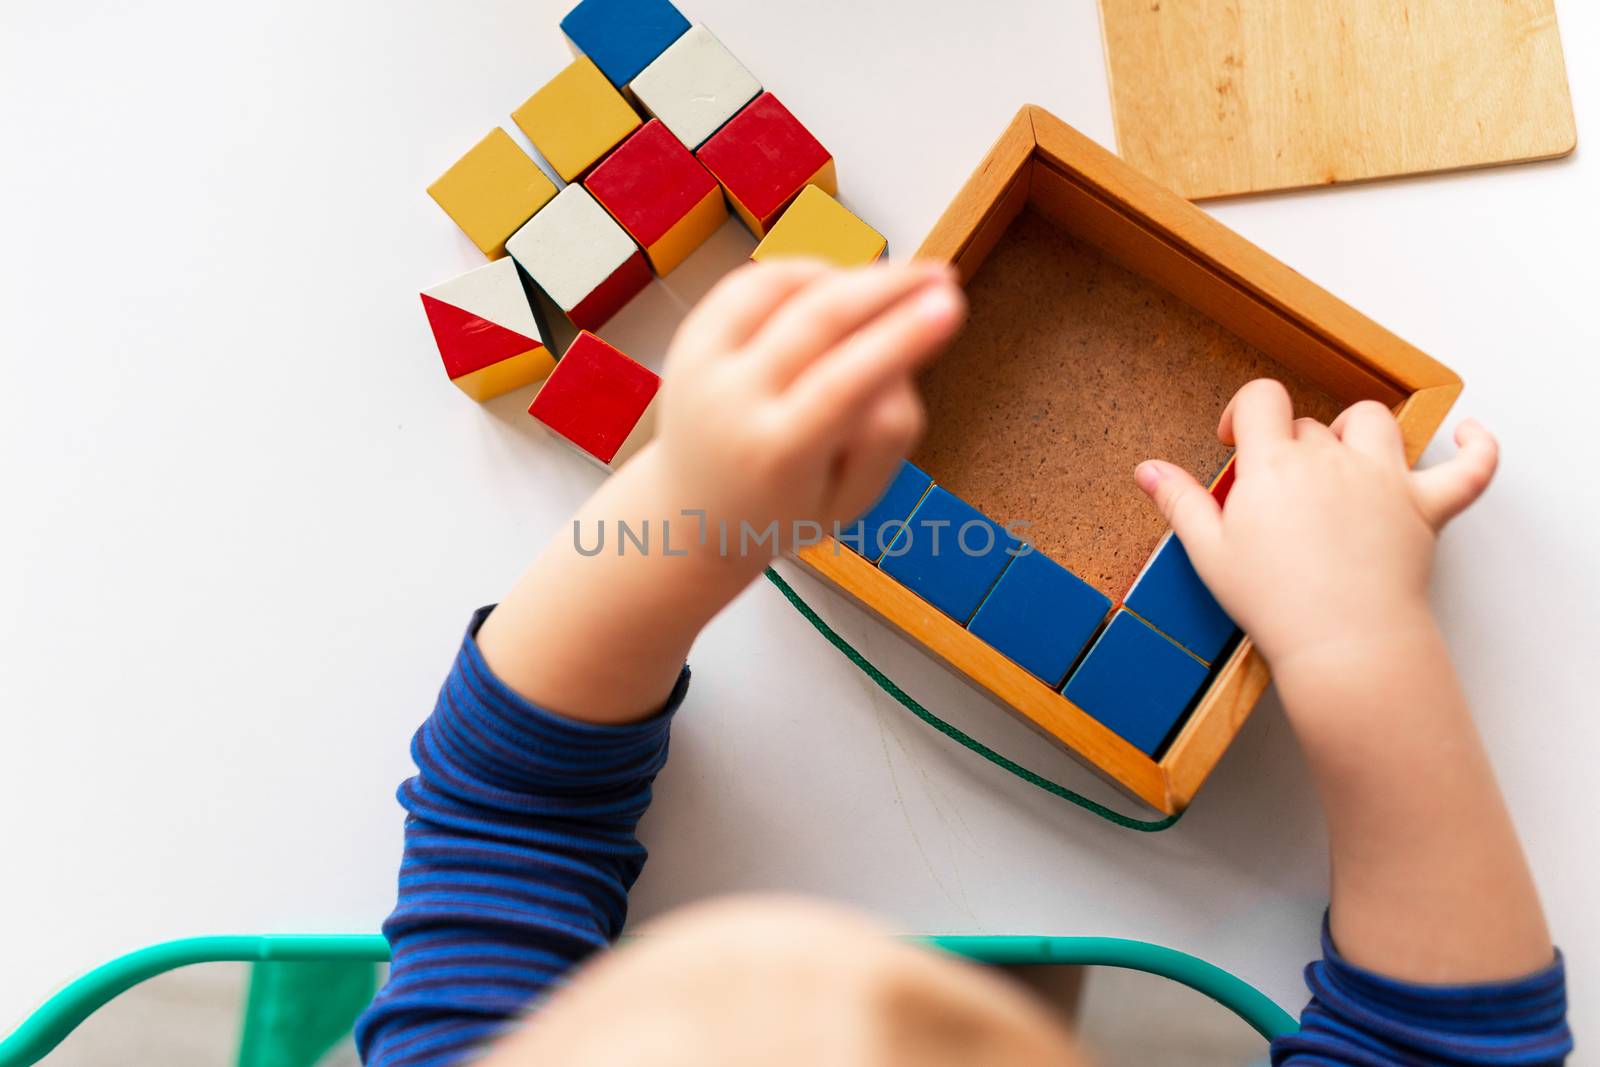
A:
[[356, 606, 687, 1067], [1272, 916, 1573, 1065]]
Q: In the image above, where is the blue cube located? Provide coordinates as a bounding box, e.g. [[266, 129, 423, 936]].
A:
[[968, 549, 1112, 688], [1063, 610, 1209, 757], [880, 487, 1019, 623], [843, 460, 933, 562], [1125, 532, 1237, 663], [560, 0, 691, 88]]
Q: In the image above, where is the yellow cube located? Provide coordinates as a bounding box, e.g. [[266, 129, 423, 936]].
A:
[[750, 186, 886, 268], [512, 57, 641, 182], [427, 129, 558, 258]]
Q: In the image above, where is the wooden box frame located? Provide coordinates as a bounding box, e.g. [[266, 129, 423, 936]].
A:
[[794, 105, 1462, 814]]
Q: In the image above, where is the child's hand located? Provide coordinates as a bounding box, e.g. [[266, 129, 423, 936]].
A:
[[478, 260, 964, 723], [1135, 379, 1499, 668], [646, 259, 966, 566]]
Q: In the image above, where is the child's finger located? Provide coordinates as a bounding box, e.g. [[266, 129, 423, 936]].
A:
[[747, 263, 956, 385], [673, 260, 831, 360], [780, 280, 964, 440], [1294, 417, 1336, 444], [1135, 460, 1224, 570], [1218, 379, 1295, 454], [830, 384, 925, 523], [1411, 419, 1499, 529], [1330, 400, 1407, 467]]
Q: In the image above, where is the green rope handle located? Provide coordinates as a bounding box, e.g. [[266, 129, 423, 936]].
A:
[[763, 567, 1182, 833], [0, 936, 391, 1067], [0, 933, 1294, 1066], [0, 572, 1219, 1066]]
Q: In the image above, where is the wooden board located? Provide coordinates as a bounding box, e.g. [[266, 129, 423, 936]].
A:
[[1098, 0, 1577, 200]]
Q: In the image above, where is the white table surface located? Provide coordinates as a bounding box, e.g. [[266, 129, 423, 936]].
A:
[[4, 0, 1597, 1040]]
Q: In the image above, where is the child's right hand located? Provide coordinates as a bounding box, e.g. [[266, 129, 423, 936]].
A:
[[1134, 379, 1499, 670], [647, 259, 965, 566]]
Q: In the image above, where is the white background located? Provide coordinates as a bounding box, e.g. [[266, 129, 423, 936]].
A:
[[3, 0, 1596, 1041]]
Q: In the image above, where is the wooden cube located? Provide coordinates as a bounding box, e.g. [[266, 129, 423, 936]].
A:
[[426, 129, 558, 258], [969, 549, 1113, 689], [511, 57, 641, 182], [1063, 611, 1209, 758], [560, 0, 690, 88], [506, 185, 651, 331], [879, 487, 1019, 624], [528, 331, 659, 469], [792, 106, 1464, 814], [696, 92, 835, 237], [843, 459, 932, 563], [421, 259, 554, 401], [585, 119, 727, 276], [630, 24, 761, 150], [751, 186, 886, 267], [1125, 533, 1237, 664]]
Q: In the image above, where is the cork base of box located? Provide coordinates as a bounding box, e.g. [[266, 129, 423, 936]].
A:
[[913, 208, 1342, 598]]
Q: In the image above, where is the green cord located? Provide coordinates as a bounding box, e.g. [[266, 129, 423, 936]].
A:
[[762, 567, 1182, 833]]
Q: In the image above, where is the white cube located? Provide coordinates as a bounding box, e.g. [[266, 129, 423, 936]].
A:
[[505, 185, 648, 331], [629, 25, 761, 149]]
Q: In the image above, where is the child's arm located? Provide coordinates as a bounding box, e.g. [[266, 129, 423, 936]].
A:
[[355, 261, 966, 1066], [1137, 380, 1570, 1061]]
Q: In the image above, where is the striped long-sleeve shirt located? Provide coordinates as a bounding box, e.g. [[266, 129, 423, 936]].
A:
[[356, 608, 1572, 1065]]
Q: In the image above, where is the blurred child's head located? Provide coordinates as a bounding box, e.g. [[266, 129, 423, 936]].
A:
[[483, 895, 1087, 1066]]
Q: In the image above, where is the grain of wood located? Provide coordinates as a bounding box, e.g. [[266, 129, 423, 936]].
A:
[[1098, 0, 1577, 199]]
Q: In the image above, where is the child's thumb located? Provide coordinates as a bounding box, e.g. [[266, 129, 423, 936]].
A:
[[1135, 460, 1223, 568]]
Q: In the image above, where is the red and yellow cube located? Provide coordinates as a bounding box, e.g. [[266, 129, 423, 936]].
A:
[[585, 119, 727, 275], [696, 92, 835, 238], [751, 185, 885, 267]]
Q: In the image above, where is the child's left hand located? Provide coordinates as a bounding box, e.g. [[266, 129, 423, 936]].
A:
[[647, 259, 966, 565]]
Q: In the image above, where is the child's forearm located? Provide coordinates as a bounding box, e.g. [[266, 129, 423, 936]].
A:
[[1274, 613, 1553, 984], [476, 443, 765, 725]]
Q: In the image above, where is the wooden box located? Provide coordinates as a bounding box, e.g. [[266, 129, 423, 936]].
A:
[[793, 106, 1461, 814]]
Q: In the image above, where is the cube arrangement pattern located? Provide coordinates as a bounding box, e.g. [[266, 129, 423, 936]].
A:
[[423, 0, 856, 424], [845, 455, 1237, 757], [417, 1, 1233, 766]]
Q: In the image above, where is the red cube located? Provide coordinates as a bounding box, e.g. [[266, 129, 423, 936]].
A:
[[528, 332, 660, 469], [586, 119, 728, 276], [696, 93, 835, 238]]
